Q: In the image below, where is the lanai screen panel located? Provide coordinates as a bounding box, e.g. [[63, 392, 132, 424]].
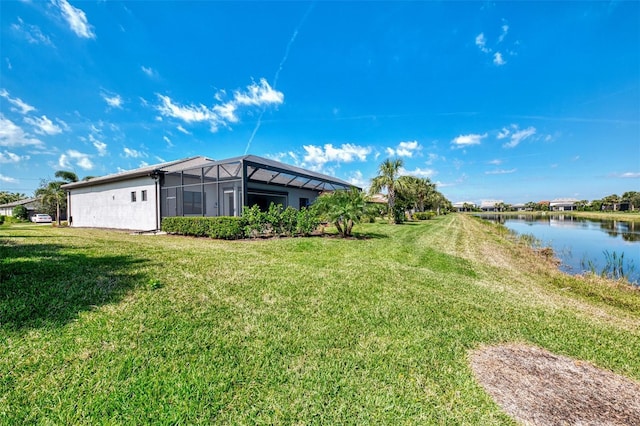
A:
[[245, 163, 351, 191], [161, 161, 242, 218]]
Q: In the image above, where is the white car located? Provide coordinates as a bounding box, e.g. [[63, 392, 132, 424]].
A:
[[31, 214, 53, 223]]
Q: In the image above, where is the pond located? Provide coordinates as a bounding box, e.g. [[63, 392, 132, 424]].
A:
[[478, 214, 640, 285]]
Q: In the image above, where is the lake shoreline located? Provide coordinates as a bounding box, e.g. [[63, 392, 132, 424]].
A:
[[464, 210, 640, 222], [473, 212, 640, 286]]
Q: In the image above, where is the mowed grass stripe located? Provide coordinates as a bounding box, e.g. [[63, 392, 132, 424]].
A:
[[1, 216, 638, 424]]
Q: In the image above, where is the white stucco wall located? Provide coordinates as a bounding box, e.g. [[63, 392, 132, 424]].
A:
[[68, 177, 158, 230]]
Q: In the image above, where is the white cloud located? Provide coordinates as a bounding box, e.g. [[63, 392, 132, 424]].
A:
[[0, 150, 29, 163], [347, 170, 368, 190], [233, 78, 284, 107], [212, 102, 238, 123], [55, 0, 95, 39], [24, 115, 63, 135], [496, 127, 510, 139], [498, 24, 509, 43], [386, 140, 422, 157], [139, 161, 149, 168], [0, 174, 18, 183], [90, 135, 107, 156], [400, 167, 435, 178], [0, 114, 43, 147], [155, 78, 283, 133], [11, 18, 54, 47], [503, 126, 536, 148], [302, 143, 371, 170], [451, 133, 487, 148], [101, 92, 123, 109], [475, 33, 490, 53], [425, 153, 441, 165], [0, 89, 36, 114], [123, 147, 146, 158], [488, 159, 503, 165], [156, 95, 217, 124], [476, 24, 515, 66], [619, 172, 640, 178], [176, 125, 191, 135], [141, 66, 158, 78], [485, 168, 516, 175], [59, 149, 93, 170], [163, 136, 173, 147]]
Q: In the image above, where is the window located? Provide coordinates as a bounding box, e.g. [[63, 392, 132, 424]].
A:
[[141, 190, 148, 202], [299, 198, 310, 209], [131, 191, 137, 202]]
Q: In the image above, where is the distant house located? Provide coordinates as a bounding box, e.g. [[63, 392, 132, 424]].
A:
[[452, 201, 477, 212], [62, 155, 355, 231], [550, 198, 578, 211], [0, 197, 40, 219], [512, 203, 526, 211], [479, 200, 503, 212], [369, 193, 388, 204]]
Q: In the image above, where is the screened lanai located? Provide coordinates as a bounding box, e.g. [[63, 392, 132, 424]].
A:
[[159, 155, 355, 219]]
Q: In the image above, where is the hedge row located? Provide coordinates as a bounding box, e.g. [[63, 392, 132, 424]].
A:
[[161, 217, 245, 240], [413, 211, 435, 220]]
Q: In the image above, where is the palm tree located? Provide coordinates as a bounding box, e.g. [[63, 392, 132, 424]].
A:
[[35, 171, 78, 225], [370, 158, 405, 223], [314, 187, 369, 237]]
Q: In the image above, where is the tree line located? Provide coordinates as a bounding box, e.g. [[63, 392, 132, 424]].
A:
[[457, 192, 640, 212]]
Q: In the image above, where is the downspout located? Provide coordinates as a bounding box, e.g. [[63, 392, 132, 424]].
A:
[[151, 171, 160, 231], [66, 190, 71, 226], [155, 179, 159, 231]]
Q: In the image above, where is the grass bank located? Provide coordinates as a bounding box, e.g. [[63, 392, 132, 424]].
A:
[[1, 216, 639, 424]]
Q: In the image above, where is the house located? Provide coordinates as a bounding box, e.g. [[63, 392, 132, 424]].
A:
[[550, 198, 578, 211], [62, 155, 355, 231], [0, 197, 40, 219], [479, 200, 504, 212], [452, 201, 477, 212], [369, 193, 388, 205]]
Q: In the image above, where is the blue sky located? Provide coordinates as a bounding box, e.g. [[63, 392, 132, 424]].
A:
[[1, 1, 638, 205]]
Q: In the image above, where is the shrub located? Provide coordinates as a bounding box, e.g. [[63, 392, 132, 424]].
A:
[[0, 215, 4, 225], [265, 203, 285, 235], [12, 205, 29, 220], [296, 207, 320, 236], [242, 205, 268, 238], [243, 203, 307, 237], [161, 217, 246, 240], [281, 206, 298, 236], [413, 211, 435, 220]]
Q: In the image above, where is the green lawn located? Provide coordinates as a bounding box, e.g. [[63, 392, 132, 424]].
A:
[[1, 216, 639, 424]]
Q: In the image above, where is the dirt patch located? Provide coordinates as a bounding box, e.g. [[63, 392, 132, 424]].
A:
[[470, 344, 640, 425]]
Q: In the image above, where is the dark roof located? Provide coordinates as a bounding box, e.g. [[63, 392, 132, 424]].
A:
[[62, 154, 356, 192], [0, 197, 39, 209], [61, 156, 212, 189], [221, 155, 355, 191]]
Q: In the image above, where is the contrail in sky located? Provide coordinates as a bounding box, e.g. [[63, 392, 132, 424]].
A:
[[244, 3, 315, 155]]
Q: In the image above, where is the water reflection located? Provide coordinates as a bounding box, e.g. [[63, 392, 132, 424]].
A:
[[477, 214, 640, 284]]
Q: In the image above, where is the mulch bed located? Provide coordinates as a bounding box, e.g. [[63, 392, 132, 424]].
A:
[[470, 344, 640, 425]]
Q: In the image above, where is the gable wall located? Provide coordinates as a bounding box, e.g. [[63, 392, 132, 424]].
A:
[[68, 176, 157, 230]]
